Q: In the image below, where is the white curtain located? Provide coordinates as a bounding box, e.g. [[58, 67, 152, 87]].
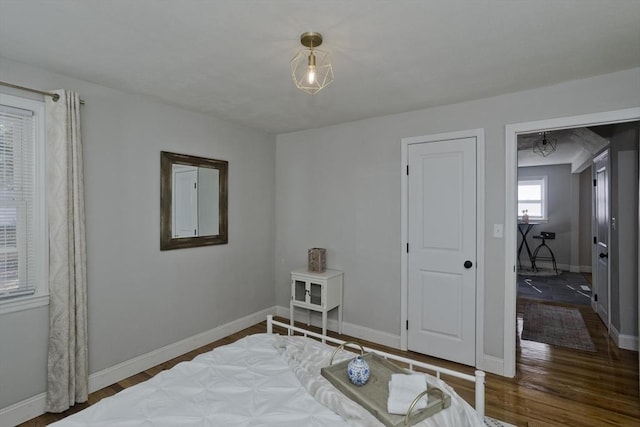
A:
[[45, 90, 89, 412]]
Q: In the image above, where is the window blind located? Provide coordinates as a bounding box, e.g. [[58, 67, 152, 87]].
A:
[[0, 103, 36, 299]]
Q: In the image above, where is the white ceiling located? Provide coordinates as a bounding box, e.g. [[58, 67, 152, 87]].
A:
[[1, 0, 639, 134]]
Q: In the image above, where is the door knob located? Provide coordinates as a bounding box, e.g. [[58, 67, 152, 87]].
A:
[[599, 252, 608, 259], [464, 260, 473, 269]]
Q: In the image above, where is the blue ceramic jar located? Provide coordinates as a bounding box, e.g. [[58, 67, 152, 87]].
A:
[[347, 355, 370, 386]]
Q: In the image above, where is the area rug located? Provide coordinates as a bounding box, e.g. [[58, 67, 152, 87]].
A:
[[517, 272, 591, 306], [521, 303, 596, 351]]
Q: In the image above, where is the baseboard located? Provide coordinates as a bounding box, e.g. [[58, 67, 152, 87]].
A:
[[276, 305, 401, 348], [0, 306, 277, 426], [343, 321, 401, 349], [519, 261, 582, 273], [0, 392, 47, 427], [89, 306, 276, 392], [617, 334, 639, 351], [278, 305, 506, 376], [482, 354, 505, 376], [579, 265, 592, 273], [610, 324, 639, 351]]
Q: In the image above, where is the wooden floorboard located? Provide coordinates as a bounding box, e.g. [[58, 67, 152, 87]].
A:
[[18, 305, 639, 427]]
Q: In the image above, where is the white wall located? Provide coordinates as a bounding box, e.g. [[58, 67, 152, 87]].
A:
[[275, 68, 640, 363], [0, 57, 276, 409]]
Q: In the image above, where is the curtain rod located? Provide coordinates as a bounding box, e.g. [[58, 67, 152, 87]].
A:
[[0, 80, 85, 104]]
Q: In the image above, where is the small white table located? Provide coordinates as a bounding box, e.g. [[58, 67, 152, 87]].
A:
[[290, 268, 343, 341]]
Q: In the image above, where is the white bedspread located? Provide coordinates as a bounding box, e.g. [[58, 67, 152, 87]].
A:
[[52, 334, 350, 427], [51, 333, 483, 426]]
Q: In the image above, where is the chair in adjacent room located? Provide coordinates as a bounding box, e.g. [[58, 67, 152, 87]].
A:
[[531, 231, 558, 274]]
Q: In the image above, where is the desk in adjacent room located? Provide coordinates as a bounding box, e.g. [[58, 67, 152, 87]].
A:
[[517, 222, 538, 270]]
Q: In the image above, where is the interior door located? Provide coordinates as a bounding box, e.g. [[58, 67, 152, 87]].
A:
[[593, 150, 610, 327], [173, 166, 198, 238], [407, 137, 477, 366]]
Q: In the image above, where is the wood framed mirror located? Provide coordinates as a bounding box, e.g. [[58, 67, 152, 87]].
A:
[[160, 151, 228, 250]]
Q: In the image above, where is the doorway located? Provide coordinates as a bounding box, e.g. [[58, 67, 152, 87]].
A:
[[504, 108, 640, 378], [516, 126, 611, 308]]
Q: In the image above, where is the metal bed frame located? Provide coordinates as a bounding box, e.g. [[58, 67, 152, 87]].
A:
[[266, 315, 486, 419]]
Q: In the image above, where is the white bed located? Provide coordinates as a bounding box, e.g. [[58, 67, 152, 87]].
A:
[[51, 316, 486, 426]]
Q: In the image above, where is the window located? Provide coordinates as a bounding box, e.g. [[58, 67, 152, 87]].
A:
[[0, 94, 46, 311], [518, 176, 547, 221]]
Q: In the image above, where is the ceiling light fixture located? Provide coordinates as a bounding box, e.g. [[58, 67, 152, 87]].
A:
[[290, 32, 334, 95], [533, 131, 557, 157]]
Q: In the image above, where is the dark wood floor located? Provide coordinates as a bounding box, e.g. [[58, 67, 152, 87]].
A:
[[19, 304, 639, 427]]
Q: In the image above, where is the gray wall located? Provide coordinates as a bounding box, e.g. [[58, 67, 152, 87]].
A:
[[609, 123, 639, 336], [0, 57, 276, 408], [1, 56, 639, 412], [275, 68, 640, 361], [517, 164, 572, 268]]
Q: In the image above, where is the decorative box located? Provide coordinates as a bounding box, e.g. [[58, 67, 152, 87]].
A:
[[308, 248, 326, 272]]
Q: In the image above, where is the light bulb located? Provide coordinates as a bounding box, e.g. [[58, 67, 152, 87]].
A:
[[307, 51, 317, 84], [307, 66, 316, 84]]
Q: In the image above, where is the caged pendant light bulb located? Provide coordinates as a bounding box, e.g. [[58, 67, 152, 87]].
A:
[[291, 32, 334, 94], [307, 52, 316, 84], [533, 131, 557, 157]]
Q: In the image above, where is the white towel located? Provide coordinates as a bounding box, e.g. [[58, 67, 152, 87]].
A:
[[387, 373, 428, 415]]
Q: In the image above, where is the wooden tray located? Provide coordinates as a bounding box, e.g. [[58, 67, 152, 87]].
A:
[[321, 353, 451, 427]]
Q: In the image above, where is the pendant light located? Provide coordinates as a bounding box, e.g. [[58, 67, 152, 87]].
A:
[[533, 132, 557, 157], [290, 32, 334, 94]]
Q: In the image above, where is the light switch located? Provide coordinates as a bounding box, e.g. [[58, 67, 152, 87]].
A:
[[493, 224, 504, 238]]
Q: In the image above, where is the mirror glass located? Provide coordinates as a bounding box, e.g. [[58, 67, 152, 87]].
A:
[[172, 164, 219, 237], [161, 151, 228, 250]]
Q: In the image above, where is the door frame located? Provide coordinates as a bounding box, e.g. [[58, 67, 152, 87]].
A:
[[400, 128, 485, 369], [504, 107, 640, 378], [592, 149, 611, 331]]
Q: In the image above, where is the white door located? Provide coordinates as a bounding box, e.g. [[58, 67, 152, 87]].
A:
[[407, 137, 477, 366], [593, 150, 610, 327], [173, 166, 198, 238]]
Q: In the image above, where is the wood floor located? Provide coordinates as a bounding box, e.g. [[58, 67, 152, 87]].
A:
[[19, 304, 639, 427]]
